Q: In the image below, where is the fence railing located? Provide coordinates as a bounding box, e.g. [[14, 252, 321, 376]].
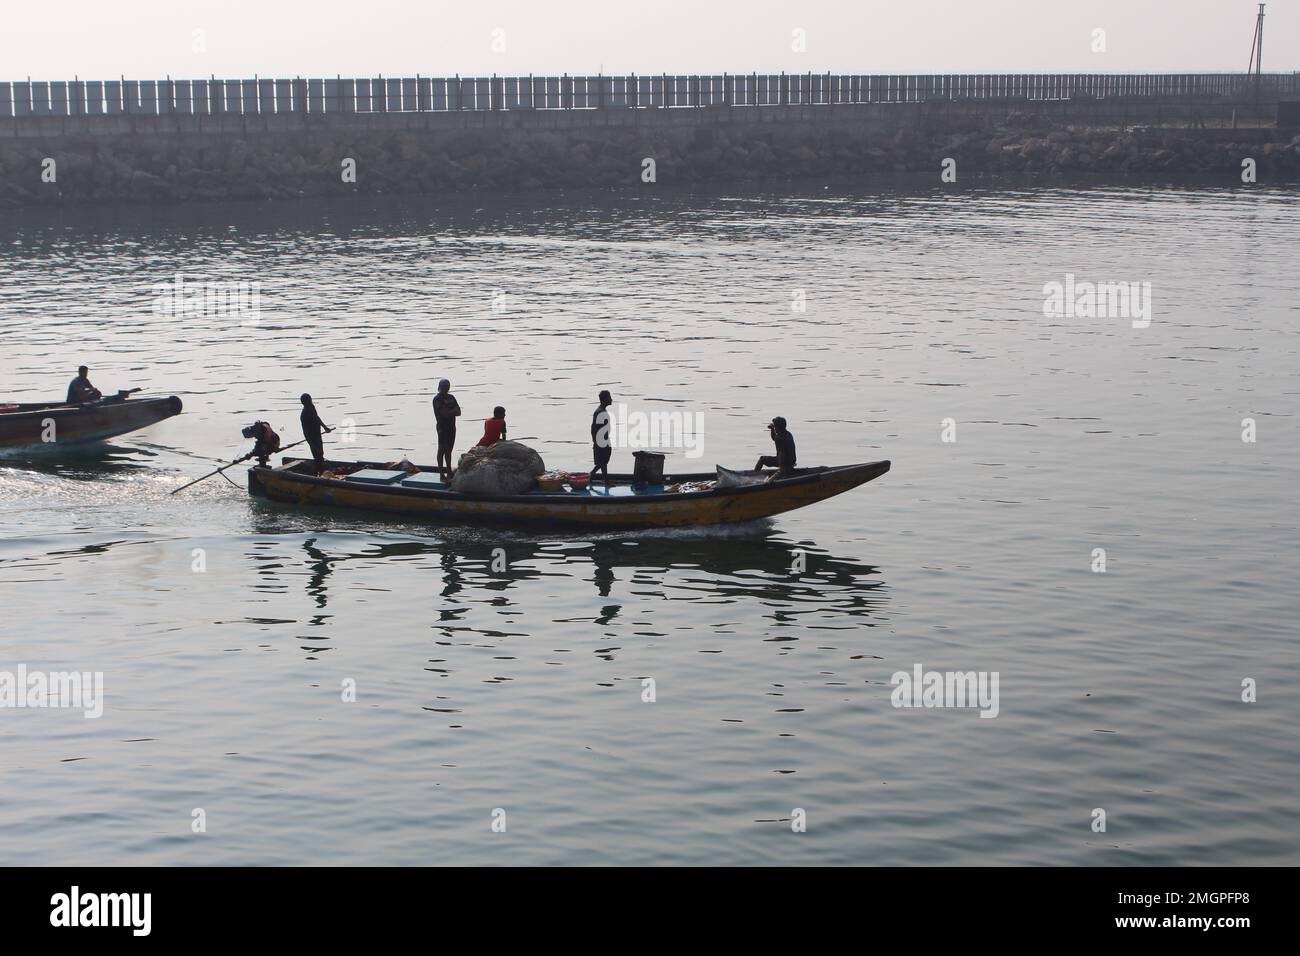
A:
[[1, 72, 1296, 118]]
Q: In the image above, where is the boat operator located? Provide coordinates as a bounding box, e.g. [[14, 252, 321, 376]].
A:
[[67, 366, 103, 405], [754, 416, 797, 478], [300, 393, 333, 474]]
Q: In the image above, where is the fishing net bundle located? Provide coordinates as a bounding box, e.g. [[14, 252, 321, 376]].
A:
[[450, 440, 546, 495]]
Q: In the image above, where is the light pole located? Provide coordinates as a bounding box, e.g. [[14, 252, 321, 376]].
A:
[[1246, 3, 1265, 103]]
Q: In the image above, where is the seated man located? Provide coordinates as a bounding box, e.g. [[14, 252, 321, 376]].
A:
[[477, 406, 507, 447], [67, 366, 103, 405], [754, 416, 797, 478]]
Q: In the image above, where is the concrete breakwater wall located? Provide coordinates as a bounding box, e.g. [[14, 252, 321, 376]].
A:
[[2, 98, 1297, 206]]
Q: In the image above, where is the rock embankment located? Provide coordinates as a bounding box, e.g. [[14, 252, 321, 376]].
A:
[[2, 115, 1296, 205]]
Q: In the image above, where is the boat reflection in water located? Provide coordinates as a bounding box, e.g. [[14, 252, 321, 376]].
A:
[[245, 505, 889, 646]]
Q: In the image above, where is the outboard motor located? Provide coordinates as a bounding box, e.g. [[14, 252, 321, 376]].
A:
[[242, 421, 281, 466]]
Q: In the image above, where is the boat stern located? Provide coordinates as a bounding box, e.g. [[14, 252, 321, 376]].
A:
[[247, 466, 269, 499]]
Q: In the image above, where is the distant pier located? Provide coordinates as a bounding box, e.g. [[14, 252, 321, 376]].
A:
[[2, 71, 1297, 205]]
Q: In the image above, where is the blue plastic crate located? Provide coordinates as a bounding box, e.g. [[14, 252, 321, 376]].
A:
[[344, 469, 408, 486], [399, 472, 448, 490]]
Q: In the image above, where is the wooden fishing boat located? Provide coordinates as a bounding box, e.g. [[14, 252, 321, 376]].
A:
[[247, 456, 890, 530], [0, 393, 183, 450]]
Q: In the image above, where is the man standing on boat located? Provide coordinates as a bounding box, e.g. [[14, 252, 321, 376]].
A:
[[433, 379, 462, 480], [66, 366, 103, 405], [591, 389, 613, 490], [755, 416, 797, 478], [300, 393, 333, 474]]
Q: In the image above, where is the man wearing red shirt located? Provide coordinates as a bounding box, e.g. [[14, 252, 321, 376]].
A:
[[477, 406, 507, 447]]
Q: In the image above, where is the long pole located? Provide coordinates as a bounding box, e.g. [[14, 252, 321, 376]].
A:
[[171, 438, 311, 494]]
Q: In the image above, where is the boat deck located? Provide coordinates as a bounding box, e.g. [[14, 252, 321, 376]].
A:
[[405, 478, 665, 497], [298, 456, 785, 500]]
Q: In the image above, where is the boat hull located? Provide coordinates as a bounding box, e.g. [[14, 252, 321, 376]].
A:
[[0, 396, 183, 450], [248, 458, 890, 530]]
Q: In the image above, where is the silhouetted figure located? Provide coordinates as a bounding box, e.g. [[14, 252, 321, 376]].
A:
[[300, 393, 333, 473], [67, 366, 102, 405], [591, 389, 613, 489], [432, 378, 461, 480], [754, 416, 797, 478]]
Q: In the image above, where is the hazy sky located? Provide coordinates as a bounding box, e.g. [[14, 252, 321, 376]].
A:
[[3, 0, 1296, 79]]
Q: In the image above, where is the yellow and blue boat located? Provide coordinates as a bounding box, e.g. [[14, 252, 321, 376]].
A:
[[248, 457, 890, 530]]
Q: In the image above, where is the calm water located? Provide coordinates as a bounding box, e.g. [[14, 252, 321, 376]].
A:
[[1, 182, 1297, 865]]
